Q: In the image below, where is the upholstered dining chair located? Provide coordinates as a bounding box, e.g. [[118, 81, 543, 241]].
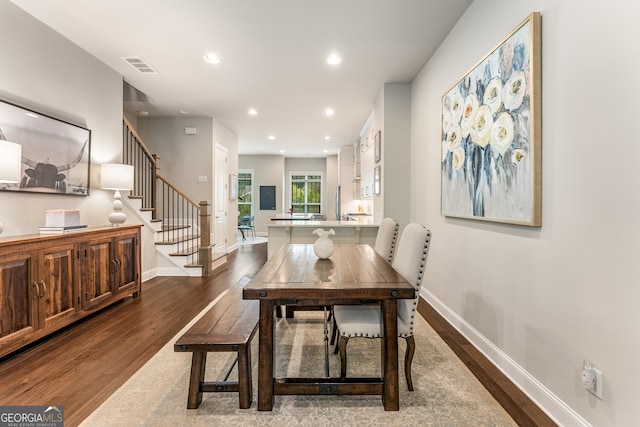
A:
[[329, 217, 399, 342], [373, 217, 399, 264], [332, 223, 432, 391]]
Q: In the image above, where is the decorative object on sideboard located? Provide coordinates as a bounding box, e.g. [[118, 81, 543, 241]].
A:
[[0, 140, 22, 234], [312, 228, 335, 259], [41, 209, 86, 234], [101, 163, 134, 226]]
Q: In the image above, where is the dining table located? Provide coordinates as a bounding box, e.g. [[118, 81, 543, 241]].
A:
[[242, 243, 415, 411]]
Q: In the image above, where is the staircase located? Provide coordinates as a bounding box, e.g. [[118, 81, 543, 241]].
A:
[[121, 117, 220, 277]]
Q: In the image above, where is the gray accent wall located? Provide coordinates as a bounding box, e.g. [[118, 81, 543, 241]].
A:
[[411, 1, 637, 426]]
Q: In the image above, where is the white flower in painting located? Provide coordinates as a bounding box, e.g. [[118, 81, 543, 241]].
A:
[[460, 94, 479, 138], [511, 148, 526, 164], [442, 109, 453, 135], [483, 78, 503, 114], [446, 124, 462, 151], [450, 92, 464, 124], [452, 146, 465, 170], [490, 112, 515, 155], [503, 70, 527, 111], [442, 139, 449, 162], [443, 94, 451, 112], [471, 105, 493, 148]]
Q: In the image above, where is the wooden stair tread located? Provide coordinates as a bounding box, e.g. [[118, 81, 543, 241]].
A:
[[169, 245, 199, 256], [160, 225, 191, 232], [155, 234, 198, 245]]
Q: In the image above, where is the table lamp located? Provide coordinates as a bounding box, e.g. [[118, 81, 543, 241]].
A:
[[101, 163, 134, 226], [0, 140, 22, 234]]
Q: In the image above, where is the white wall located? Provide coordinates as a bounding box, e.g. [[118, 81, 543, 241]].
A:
[[412, 1, 640, 426], [214, 120, 240, 246], [238, 155, 285, 234], [137, 117, 214, 204], [0, 2, 156, 280], [0, 1, 123, 235], [376, 83, 411, 229], [137, 116, 239, 253], [326, 155, 338, 220]]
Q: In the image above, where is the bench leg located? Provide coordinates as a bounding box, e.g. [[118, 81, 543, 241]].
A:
[[237, 345, 253, 409], [187, 352, 207, 409]]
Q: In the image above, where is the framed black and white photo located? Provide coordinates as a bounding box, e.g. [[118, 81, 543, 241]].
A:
[[374, 130, 381, 163], [0, 99, 91, 196]]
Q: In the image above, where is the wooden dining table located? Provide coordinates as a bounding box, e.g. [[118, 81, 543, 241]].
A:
[[242, 243, 415, 411]]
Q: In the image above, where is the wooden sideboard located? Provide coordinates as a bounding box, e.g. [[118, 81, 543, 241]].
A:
[[0, 225, 142, 359]]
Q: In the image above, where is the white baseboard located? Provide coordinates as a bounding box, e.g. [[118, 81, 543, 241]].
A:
[[420, 288, 591, 427]]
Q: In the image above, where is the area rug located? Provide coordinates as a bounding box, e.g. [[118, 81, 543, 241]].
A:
[[80, 300, 517, 426]]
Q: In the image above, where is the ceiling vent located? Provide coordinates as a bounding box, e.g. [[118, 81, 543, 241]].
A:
[[122, 57, 158, 74]]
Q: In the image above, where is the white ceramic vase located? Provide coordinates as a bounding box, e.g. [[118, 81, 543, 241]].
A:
[[312, 228, 335, 259]]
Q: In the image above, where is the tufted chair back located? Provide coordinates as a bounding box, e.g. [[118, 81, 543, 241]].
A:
[[391, 223, 432, 337], [373, 217, 399, 264], [332, 222, 432, 390]]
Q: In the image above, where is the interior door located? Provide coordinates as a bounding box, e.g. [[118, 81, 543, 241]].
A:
[[213, 144, 228, 260]]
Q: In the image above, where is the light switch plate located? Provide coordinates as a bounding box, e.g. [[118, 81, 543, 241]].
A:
[[197, 175, 207, 183]]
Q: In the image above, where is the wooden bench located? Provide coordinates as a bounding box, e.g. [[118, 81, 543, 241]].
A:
[[174, 278, 259, 409]]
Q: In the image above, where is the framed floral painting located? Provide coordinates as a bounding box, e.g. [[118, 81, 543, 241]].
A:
[[441, 12, 541, 226]]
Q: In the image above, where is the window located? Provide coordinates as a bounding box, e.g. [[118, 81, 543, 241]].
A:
[[238, 170, 253, 217], [290, 172, 323, 214]]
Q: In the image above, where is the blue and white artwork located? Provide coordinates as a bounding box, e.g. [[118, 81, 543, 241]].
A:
[[441, 13, 541, 226]]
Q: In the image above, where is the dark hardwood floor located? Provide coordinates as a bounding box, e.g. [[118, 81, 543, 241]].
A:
[[0, 243, 268, 427], [1, 241, 555, 427]]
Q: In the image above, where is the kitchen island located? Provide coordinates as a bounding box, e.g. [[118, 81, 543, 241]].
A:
[[267, 218, 379, 258]]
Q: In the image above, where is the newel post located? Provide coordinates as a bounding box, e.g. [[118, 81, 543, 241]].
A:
[[199, 201, 212, 276]]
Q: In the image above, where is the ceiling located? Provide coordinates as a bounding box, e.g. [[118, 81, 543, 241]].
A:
[[11, 0, 471, 157]]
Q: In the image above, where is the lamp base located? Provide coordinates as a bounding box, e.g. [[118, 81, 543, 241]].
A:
[[108, 190, 127, 227]]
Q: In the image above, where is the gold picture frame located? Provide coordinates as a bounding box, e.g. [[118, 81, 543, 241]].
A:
[[440, 12, 541, 226]]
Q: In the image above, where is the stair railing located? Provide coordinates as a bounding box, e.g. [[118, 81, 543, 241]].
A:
[[122, 117, 212, 274]]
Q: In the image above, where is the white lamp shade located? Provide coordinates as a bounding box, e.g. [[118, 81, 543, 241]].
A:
[[101, 163, 134, 190], [0, 140, 22, 183]]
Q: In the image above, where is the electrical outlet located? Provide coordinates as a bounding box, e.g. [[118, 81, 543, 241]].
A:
[[582, 360, 603, 400], [590, 368, 603, 400]]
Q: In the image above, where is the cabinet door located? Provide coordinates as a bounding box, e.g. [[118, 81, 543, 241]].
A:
[[0, 252, 37, 346], [84, 236, 114, 310], [113, 233, 139, 295], [37, 243, 78, 331]]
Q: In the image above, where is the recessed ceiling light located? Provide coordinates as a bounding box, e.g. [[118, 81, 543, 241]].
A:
[[248, 108, 258, 116], [25, 112, 39, 118], [268, 135, 276, 140], [323, 108, 334, 117], [326, 53, 341, 65], [279, 150, 285, 153], [138, 110, 149, 116], [179, 110, 189, 115], [204, 53, 221, 64], [324, 135, 331, 140], [323, 149, 329, 153]]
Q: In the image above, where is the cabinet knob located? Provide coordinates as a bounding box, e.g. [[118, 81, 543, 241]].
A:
[[32, 282, 39, 300], [39, 280, 46, 299]]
